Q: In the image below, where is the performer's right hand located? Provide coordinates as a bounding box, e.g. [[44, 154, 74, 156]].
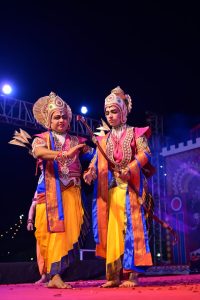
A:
[[114, 167, 131, 182], [27, 223, 34, 231]]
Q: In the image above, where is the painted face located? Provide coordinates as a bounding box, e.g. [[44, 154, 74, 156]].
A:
[[50, 110, 69, 133], [105, 105, 121, 127]]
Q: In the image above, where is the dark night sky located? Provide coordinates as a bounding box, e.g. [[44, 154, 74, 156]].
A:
[[0, 1, 200, 259], [0, 1, 200, 125]]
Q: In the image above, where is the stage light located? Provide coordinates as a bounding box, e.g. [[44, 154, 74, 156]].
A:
[[81, 106, 88, 114], [2, 84, 12, 95]]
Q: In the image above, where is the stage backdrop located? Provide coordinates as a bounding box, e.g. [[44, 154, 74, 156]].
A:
[[161, 137, 200, 265]]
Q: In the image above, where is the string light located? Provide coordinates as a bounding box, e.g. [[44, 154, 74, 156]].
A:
[[0, 214, 25, 240], [0, 213, 37, 261]]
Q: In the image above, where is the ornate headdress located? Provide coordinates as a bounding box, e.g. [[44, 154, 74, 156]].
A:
[[104, 86, 133, 124], [33, 92, 72, 129]]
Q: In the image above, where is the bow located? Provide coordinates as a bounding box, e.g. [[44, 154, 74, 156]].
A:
[[77, 115, 119, 171], [77, 115, 178, 244]]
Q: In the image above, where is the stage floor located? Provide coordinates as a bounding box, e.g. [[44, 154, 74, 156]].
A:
[[1, 274, 200, 300]]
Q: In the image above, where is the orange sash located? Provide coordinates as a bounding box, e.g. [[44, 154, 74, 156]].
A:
[[36, 131, 65, 233]]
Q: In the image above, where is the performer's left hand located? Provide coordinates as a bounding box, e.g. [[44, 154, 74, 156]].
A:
[[83, 167, 97, 185], [63, 143, 86, 159]]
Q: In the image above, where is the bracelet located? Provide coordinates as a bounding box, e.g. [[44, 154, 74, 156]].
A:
[[27, 219, 34, 224], [54, 151, 62, 161], [62, 151, 69, 159]]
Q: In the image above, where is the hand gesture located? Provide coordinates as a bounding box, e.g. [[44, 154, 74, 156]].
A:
[[114, 167, 131, 182], [82, 145, 91, 153], [63, 143, 86, 159], [83, 168, 97, 185], [27, 222, 34, 231]]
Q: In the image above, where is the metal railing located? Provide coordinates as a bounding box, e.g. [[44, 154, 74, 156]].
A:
[[0, 94, 100, 136]]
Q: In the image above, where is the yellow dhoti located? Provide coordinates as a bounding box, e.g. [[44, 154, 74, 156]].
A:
[[106, 184, 152, 280], [35, 186, 84, 277], [106, 186, 126, 280]]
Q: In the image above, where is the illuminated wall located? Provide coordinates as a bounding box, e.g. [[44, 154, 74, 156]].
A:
[[161, 138, 200, 264]]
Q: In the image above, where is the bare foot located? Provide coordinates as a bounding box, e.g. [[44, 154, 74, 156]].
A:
[[35, 274, 48, 285], [119, 279, 139, 287], [47, 274, 72, 289], [100, 280, 120, 288]]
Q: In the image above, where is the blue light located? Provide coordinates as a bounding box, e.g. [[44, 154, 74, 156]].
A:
[[81, 106, 88, 114], [2, 84, 12, 95]]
